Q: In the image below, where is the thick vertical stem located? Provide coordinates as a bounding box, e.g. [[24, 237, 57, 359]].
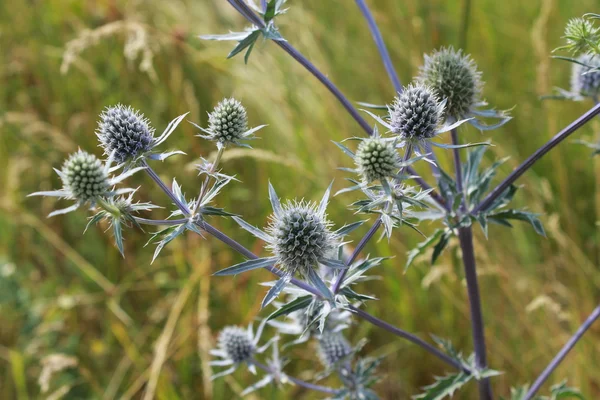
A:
[[459, 227, 493, 400]]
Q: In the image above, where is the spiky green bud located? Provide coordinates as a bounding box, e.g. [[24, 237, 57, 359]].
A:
[[61, 150, 109, 203], [355, 138, 400, 183], [267, 201, 335, 276], [208, 98, 248, 146], [218, 326, 255, 364], [318, 333, 351, 368], [96, 105, 155, 163], [390, 83, 444, 141], [564, 18, 600, 54], [417, 47, 483, 118], [571, 53, 600, 97]]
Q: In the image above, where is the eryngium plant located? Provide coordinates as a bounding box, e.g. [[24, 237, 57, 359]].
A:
[[32, 2, 600, 399]]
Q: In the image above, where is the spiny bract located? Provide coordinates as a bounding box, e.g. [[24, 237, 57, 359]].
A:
[[218, 326, 256, 364], [267, 200, 336, 276], [355, 138, 400, 183], [318, 332, 352, 368], [571, 53, 600, 98], [208, 98, 248, 145], [417, 47, 483, 119], [62, 150, 109, 202], [564, 18, 600, 54], [96, 105, 155, 163], [390, 83, 444, 141]]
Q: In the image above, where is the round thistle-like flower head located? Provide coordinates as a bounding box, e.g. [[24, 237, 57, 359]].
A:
[[96, 105, 155, 163], [217, 326, 255, 364], [318, 333, 351, 368], [417, 47, 483, 119], [207, 98, 248, 146], [267, 201, 336, 276], [390, 83, 444, 141], [354, 138, 400, 183], [61, 150, 109, 203], [564, 18, 600, 54], [571, 53, 600, 98]]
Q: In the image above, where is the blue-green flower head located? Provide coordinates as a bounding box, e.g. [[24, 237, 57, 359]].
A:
[[209, 98, 248, 144], [97, 105, 155, 163], [571, 53, 600, 98], [29, 150, 145, 217], [390, 83, 444, 142], [318, 332, 352, 368], [218, 326, 256, 364], [354, 137, 400, 184], [267, 199, 336, 277], [62, 150, 110, 202], [417, 47, 483, 119]]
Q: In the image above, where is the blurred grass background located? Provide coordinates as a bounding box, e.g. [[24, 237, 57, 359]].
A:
[[1, 0, 600, 398]]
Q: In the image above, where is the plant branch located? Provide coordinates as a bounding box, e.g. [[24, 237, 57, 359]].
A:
[[251, 359, 340, 395], [142, 160, 192, 216], [225, 0, 447, 210], [524, 304, 600, 400], [474, 102, 600, 214], [332, 217, 382, 294], [458, 226, 493, 400], [451, 128, 465, 205], [354, 0, 402, 93], [348, 305, 470, 373]]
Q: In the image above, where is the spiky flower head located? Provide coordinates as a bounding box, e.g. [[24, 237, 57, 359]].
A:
[[318, 332, 352, 368], [390, 83, 444, 141], [218, 326, 256, 364], [61, 150, 109, 203], [563, 18, 600, 54], [96, 105, 155, 163], [354, 138, 400, 183], [418, 47, 483, 119], [571, 53, 600, 98], [267, 200, 336, 277], [207, 98, 248, 145]]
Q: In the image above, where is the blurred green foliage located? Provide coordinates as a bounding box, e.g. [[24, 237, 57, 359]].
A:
[[1, 0, 600, 398]]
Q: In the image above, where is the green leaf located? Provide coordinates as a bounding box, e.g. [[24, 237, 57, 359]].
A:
[[431, 230, 452, 264], [550, 380, 585, 400], [266, 295, 312, 321], [227, 30, 261, 62], [489, 209, 545, 236], [412, 372, 473, 400], [406, 229, 444, 270], [335, 220, 366, 236], [264, 0, 277, 22], [214, 257, 276, 276]]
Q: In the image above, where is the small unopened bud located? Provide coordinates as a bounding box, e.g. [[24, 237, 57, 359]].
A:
[[62, 150, 109, 202], [218, 326, 255, 364], [355, 138, 400, 183], [318, 332, 351, 368], [208, 98, 248, 146], [390, 83, 444, 141]]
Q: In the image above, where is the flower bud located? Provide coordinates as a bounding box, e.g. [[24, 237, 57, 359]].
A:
[[355, 138, 400, 183], [571, 53, 600, 98], [208, 98, 248, 146], [418, 47, 483, 118], [97, 105, 154, 163], [390, 83, 443, 141], [61, 150, 109, 202], [318, 332, 351, 368]]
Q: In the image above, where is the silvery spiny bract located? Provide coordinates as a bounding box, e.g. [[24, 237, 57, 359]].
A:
[[354, 137, 401, 183], [29, 150, 144, 217], [96, 104, 188, 164], [418, 47, 483, 119], [389, 83, 445, 142], [216, 183, 351, 307], [192, 97, 265, 148], [210, 321, 272, 379], [318, 332, 352, 368], [571, 53, 600, 98]]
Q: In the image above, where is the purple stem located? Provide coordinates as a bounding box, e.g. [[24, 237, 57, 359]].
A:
[[354, 0, 403, 93], [348, 305, 470, 373], [331, 217, 382, 294], [474, 102, 600, 214], [524, 305, 600, 400]]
